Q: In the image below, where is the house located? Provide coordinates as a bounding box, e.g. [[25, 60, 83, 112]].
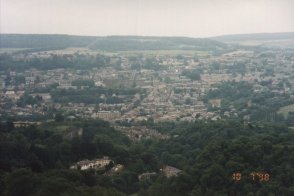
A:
[[138, 172, 157, 181], [0, 79, 5, 89], [92, 111, 121, 121], [70, 156, 113, 171], [25, 76, 35, 85], [5, 91, 15, 99], [161, 165, 182, 178], [209, 99, 221, 108], [30, 93, 52, 102]]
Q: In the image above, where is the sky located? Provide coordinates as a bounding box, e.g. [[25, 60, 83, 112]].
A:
[[1, 0, 294, 38]]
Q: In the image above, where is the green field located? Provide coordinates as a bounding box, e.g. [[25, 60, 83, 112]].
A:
[[0, 48, 30, 53], [225, 39, 294, 48], [278, 104, 294, 118], [1, 47, 208, 57], [118, 50, 210, 57], [39, 122, 72, 133]]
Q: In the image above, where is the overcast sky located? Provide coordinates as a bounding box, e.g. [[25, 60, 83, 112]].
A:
[[1, 0, 294, 37]]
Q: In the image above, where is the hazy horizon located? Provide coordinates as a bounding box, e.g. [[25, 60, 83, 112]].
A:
[[0, 31, 294, 38], [1, 0, 294, 38]]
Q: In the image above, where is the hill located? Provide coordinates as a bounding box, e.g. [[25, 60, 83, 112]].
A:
[[212, 32, 294, 42], [0, 34, 96, 50], [88, 36, 227, 51], [211, 32, 294, 48], [0, 34, 227, 51]]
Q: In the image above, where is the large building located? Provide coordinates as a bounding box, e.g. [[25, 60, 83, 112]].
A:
[[70, 156, 112, 171], [92, 111, 121, 121]]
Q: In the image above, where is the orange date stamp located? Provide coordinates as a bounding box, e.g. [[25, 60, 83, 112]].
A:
[[232, 172, 270, 182]]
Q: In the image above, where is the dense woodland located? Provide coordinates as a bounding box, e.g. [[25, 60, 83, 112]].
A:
[[0, 53, 166, 72], [0, 120, 293, 195], [50, 87, 143, 104], [0, 53, 110, 71]]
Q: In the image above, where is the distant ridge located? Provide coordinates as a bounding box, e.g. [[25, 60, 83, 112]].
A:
[[0, 34, 97, 50], [212, 32, 294, 42], [0, 34, 227, 51]]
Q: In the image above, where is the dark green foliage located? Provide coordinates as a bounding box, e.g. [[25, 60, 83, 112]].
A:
[[0, 120, 293, 195], [5, 169, 41, 196], [182, 69, 201, 81], [17, 93, 42, 107], [204, 81, 294, 124], [72, 79, 95, 87], [55, 113, 65, 122], [0, 120, 131, 195], [0, 120, 130, 171], [205, 81, 253, 103], [0, 53, 110, 71], [50, 87, 142, 104], [1, 168, 126, 196], [142, 58, 162, 70], [139, 120, 293, 195]]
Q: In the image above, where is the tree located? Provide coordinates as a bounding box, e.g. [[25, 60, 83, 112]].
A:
[[55, 113, 64, 122], [182, 70, 201, 81], [5, 169, 40, 196]]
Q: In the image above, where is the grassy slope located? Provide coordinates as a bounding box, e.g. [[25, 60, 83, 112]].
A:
[[278, 104, 294, 118]]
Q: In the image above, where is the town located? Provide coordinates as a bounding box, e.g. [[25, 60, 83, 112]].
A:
[[1, 45, 294, 128]]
